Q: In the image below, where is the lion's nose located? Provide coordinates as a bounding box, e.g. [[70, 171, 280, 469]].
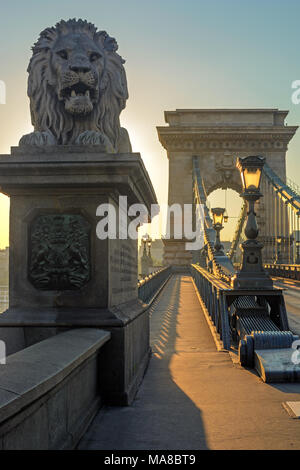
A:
[[70, 64, 91, 73], [69, 57, 91, 74]]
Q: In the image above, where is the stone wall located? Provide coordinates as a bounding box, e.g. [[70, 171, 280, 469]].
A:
[[0, 329, 110, 449]]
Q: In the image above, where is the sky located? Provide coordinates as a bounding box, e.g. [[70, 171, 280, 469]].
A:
[[1, 0, 300, 245]]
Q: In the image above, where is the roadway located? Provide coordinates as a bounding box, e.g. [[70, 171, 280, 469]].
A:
[[273, 277, 300, 337]]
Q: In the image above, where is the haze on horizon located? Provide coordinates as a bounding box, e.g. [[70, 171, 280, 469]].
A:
[[0, 0, 300, 247]]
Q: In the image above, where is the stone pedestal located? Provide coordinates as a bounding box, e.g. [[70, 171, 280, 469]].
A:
[[0, 146, 157, 405], [231, 240, 273, 290]]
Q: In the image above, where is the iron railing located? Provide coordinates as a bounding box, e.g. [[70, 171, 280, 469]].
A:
[[138, 266, 172, 303], [228, 201, 247, 261], [264, 263, 300, 281], [263, 163, 300, 214], [191, 264, 231, 349], [191, 262, 291, 353], [192, 157, 235, 283]]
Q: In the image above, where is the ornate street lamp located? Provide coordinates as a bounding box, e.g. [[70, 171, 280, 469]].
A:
[[147, 236, 153, 267], [275, 236, 282, 265], [141, 233, 151, 276], [142, 234, 148, 256], [211, 207, 225, 256], [231, 156, 273, 289]]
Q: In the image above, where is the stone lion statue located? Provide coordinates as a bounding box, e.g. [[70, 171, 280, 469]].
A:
[[19, 19, 132, 153]]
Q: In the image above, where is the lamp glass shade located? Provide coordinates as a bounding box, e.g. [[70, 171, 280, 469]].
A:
[[277, 237, 282, 244], [241, 167, 262, 191], [236, 155, 265, 192], [211, 208, 225, 226]]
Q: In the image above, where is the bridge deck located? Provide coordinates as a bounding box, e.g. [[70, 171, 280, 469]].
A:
[[79, 274, 300, 450]]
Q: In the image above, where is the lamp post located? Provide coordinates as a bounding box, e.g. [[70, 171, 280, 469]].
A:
[[231, 155, 273, 289], [147, 237, 153, 267], [141, 233, 151, 277], [211, 207, 225, 256], [142, 235, 148, 257], [275, 236, 282, 265]]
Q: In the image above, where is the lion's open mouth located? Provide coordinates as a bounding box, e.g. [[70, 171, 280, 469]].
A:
[[60, 82, 98, 115], [61, 82, 97, 101]]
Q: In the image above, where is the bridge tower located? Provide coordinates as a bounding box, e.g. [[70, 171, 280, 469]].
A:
[[157, 109, 298, 265]]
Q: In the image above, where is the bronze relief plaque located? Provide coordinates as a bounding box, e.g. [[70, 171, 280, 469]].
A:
[[29, 214, 91, 290]]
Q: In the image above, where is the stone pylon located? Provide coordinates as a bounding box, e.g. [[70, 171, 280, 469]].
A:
[[157, 109, 297, 266]]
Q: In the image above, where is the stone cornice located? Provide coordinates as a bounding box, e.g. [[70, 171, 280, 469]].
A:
[[163, 108, 290, 126], [0, 151, 158, 211], [157, 125, 298, 152]]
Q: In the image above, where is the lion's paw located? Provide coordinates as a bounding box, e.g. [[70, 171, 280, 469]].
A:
[[75, 131, 115, 153], [19, 131, 56, 146]]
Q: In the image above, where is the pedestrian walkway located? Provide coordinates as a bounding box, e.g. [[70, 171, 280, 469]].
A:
[[79, 275, 300, 450]]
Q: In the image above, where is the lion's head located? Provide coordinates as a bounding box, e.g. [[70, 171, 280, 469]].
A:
[[26, 19, 129, 149]]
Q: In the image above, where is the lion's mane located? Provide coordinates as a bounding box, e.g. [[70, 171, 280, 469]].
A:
[[27, 19, 129, 148]]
